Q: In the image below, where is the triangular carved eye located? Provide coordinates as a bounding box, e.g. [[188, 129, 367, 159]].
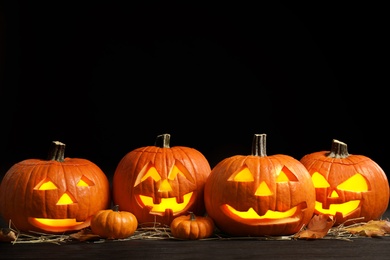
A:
[[167, 161, 194, 183], [228, 167, 254, 182], [276, 166, 298, 182], [140, 165, 161, 183], [35, 178, 57, 190], [337, 173, 369, 192], [135, 161, 194, 187], [311, 172, 330, 188], [77, 175, 94, 187]]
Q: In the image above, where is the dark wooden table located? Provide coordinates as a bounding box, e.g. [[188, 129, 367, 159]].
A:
[[2, 236, 390, 260], [2, 208, 390, 260]]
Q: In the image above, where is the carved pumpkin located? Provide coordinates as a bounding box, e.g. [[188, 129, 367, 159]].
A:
[[90, 205, 138, 239], [112, 133, 211, 226], [204, 134, 316, 236], [0, 141, 111, 234], [170, 212, 215, 240], [300, 139, 390, 226]]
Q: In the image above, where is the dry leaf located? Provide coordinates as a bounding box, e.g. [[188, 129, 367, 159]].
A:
[[0, 228, 17, 242], [69, 229, 101, 241], [294, 214, 334, 240], [344, 220, 390, 237]]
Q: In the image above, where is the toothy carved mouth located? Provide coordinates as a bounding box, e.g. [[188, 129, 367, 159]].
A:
[[138, 192, 193, 213], [315, 200, 360, 216], [221, 202, 307, 224]]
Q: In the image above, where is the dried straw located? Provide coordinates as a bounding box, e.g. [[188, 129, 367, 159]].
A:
[[3, 217, 388, 244]]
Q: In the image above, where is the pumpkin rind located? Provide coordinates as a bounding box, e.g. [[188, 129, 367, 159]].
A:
[[0, 141, 111, 234], [300, 139, 390, 226], [90, 205, 138, 239], [112, 134, 211, 226], [204, 134, 316, 236], [170, 212, 215, 240]]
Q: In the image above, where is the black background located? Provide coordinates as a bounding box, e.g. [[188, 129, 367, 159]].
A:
[[0, 1, 388, 180]]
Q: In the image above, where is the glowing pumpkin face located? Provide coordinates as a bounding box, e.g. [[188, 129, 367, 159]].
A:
[[300, 139, 390, 226], [134, 162, 197, 215], [112, 134, 211, 226], [0, 141, 111, 234], [204, 134, 316, 236]]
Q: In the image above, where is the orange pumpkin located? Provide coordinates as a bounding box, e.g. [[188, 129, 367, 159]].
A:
[[90, 205, 138, 239], [300, 139, 390, 226], [0, 141, 111, 234], [204, 134, 316, 236], [112, 133, 211, 226], [170, 212, 215, 240]]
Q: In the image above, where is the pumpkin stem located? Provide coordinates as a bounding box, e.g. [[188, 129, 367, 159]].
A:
[[113, 205, 119, 212], [251, 133, 267, 157], [327, 139, 350, 158], [47, 141, 66, 162], [189, 212, 196, 221], [155, 133, 171, 148]]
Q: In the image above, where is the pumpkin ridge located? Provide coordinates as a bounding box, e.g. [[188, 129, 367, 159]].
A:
[[25, 164, 41, 217]]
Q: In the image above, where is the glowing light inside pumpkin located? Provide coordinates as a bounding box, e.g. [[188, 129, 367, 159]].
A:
[[255, 181, 272, 196], [311, 172, 330, 188], [134, 163, 197, 214], [229, 168, 294, 183], [35, 176, 94, 190], [330, 190, 339, 198], [337, 173, 368, 191], [314, 200, 360, 216], [30, 176, 95, 227], [38, 180, 57, 190], [224, 205, 297, 219], [311, 172, 368, 216], [140, 166, 161, 182], [312, 172, 368, 191], [276, 171, 290, 182], [77, 178, 91, 187], [222, 166, 302, 219], [159, 179, 172, 192], [228, 167, 296, 198], [33, 218, 84, 226], [229, 168, 254, 182], [139, 192, 193, 212], [136, 164, 194, 187], [56, 192, 74, 205]]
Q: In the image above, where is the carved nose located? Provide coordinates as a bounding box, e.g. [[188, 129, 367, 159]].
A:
[[56, 192, 75, 205]]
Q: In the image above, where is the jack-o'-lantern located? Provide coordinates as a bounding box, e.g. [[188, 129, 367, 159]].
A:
[[300, 139, 390, 226], [204, 134, 315, 236], [0, 141, 111, 234], [112, 133, 211, 226]]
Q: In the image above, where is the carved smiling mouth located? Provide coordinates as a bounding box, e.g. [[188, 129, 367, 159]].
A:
[[221, 202, 307, 224], [138, 192, 193, 213], [31, 218, 83, 226], [315, 200, 360, 216], [28, 217, 91, 232]]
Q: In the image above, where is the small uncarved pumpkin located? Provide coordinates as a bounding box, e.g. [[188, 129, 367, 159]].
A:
[[300, 139, 390, 226], [170, 212, 215, 240], [90, 205, 138, 239]]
